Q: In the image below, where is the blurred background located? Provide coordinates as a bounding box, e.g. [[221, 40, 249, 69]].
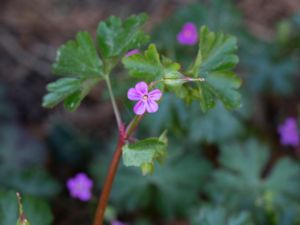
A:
[[0, 0, 300, 225]]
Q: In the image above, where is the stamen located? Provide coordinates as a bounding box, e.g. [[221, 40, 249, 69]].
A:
[[143, 95, 148, 101]]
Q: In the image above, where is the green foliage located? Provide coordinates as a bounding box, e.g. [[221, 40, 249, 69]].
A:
[[241, 38, 297, 96], [43, 32, 103, 111], [141, 93, 245, 145], [189, 26, 241, 112], [188, 103, 244, 143], [52, 32, 103, 77], [0, 124, 46, 170], [0, 124, 60, 198], [97, 13, 149, 59], [0, 191, 18, 225], [122, 44, 181, 82], [91, 144, 212, 218], [207, 139, 300, 224], [43, 14, 150, 112], [191, 206, 253, 225], [47, 122, 97, 166], [0, 190, 53, 225], [122, 132, 167, 175], [124, 26, 242, 113], [152, 0, 243, 67], [0, 169, 60, 198]]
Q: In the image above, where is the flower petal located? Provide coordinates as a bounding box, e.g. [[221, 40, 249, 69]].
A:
[[149, 89, 162, 101], [125, 49, 140, 57], [134, 100, 146, 115], [127, 88, 142, 101], [177, 22, 198, 45], [135, 81, 148, 95], [146, 99, 159, 113], [78, 191, 92, 201]]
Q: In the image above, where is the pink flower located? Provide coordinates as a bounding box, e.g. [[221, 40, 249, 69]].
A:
[[177, 22, 198, 45], [66, 173, 93, 201], [278, 117, 300, 147], [127, 81, 162, 115], [125, 49, 140, 57], [111, 220, 129, 225]]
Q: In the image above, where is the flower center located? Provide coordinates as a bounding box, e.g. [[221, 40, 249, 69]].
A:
[[184, 30, 192, 37], [142, 95, 148, 101]]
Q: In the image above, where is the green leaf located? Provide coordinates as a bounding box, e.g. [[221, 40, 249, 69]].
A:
[[0, 190, 18, 225], [122, 44, 181, 82], [97, 13, 149, 58], [192, 206, 254, 225], [191, 26, 241, 112], [189, 103, 244, 143], [122, 134, 168, 175], [207, 139, 300, 223], [241, 39, 297, 96], [43, 76, 101, 111], [0, 169, 61, 198], [53, 32, 103, 77], [208, 139, 269, 207], [22, 196, 53, 225], [0, 190, 53, 225], [43, 32, 103, 111], [91, 144, 212, 217], [0, 124, 47, 171]]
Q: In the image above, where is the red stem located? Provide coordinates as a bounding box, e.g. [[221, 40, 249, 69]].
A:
[[93, 117, 143, 225], [93, 130, 125, 225]]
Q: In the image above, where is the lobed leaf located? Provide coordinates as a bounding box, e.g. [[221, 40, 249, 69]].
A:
[[190, 26, 241, 112], [53, 32, 103, 77], [97, 13, 149, 58], [43, 32, 103, 111], [43, 77, 100, 111], [208, 139, 300, 223]]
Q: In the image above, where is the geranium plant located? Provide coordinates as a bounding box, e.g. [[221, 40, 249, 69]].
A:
[[41, 13, 241, 225]]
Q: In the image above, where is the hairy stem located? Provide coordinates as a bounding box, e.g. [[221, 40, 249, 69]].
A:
[[125, 115, 143, 137], [93, 132, 125, 225], [105, 76, 122, 129], [93, 116, 143, 225]]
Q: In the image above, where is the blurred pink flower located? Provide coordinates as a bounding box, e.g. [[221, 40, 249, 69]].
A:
[[127, 81, 162, 115], [125, 49, 140, 57], [177, 22, 198, 45], [111, 220, 129, 225], [66, 172, 93, 201], [278, 117, 299, 147]]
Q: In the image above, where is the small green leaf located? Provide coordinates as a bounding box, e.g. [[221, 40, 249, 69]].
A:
[[191, 26, 241, 112], [122, 135, 168, 175], [122, 44, 182, 82], [97, 13, 149, 58], [141, 163, 154, 175], [43, 31, 104, 111]]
